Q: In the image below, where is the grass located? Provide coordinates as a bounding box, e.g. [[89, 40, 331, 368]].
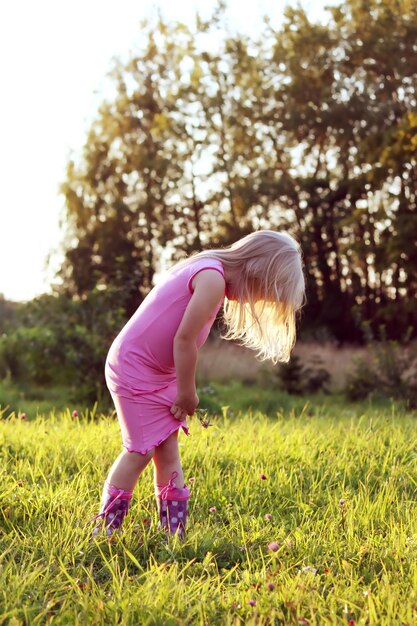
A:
[[1, 393, 417, 625], [0, 380, 80, 418]]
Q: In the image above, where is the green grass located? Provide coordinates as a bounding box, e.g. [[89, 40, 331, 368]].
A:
[[0, 380, 81, 418], [1, 395, 417, 625]]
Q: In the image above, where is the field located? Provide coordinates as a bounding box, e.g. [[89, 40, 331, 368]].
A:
[[1, 388, 417, 625]]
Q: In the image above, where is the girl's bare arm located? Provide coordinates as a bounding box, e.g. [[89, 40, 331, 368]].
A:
[[171, 270, 225, 420]]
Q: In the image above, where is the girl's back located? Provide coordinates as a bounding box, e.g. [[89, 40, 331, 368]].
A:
[[105, 257, 225, 395]]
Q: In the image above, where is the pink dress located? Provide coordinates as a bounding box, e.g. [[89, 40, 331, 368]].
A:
[[105, 257, 225, 454]]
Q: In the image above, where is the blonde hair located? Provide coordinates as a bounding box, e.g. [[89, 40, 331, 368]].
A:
[[176, 230, 305, 363]]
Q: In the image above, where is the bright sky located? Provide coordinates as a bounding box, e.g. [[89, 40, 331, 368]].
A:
[[0, 0, 335, 302]]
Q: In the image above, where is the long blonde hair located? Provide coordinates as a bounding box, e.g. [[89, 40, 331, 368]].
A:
[[176, 230, 305, 363]]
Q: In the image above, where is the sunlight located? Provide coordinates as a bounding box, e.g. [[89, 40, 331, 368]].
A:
[[0, 0, 336, 301]]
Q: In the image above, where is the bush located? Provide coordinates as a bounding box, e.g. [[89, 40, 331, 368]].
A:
[[0, 291, 128, 403], [276, 354, 331, 395], [345, 337, 417, 408]]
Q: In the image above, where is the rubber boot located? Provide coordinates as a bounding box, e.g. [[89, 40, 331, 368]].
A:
[[155, 471, 190, 539], [88, 481, 132, 537]]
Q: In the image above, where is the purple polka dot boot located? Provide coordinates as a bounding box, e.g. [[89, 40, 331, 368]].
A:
[[155, 471, 190, 540], [88, 481, 132, 537]]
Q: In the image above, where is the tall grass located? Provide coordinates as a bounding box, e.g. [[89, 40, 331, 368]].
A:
[[1, 398, 417, 625], [198, 339, 366, 391]]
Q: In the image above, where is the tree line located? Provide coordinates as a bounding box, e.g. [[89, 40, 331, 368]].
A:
[[60, 0, 417, 339], [1, 0, 416, 398]]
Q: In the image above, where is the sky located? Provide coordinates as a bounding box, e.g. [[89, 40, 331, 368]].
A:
[[0, 0, 336, 302]]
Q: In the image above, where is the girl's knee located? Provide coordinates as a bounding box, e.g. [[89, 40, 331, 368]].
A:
[[124, 448, 155, 468]]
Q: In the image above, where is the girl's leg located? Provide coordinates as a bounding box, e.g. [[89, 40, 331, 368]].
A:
[[152, 430, 183, 487], [106, 391, 155, 491], [92, 448, 154, 536], [107, 448, 155, 492], [153, 431, 190, 538]]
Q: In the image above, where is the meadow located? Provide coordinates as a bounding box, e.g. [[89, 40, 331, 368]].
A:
[[1, 387, 417, 625]]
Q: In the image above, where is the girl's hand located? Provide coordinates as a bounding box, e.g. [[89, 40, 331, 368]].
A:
[[170, 392, 199, 420]]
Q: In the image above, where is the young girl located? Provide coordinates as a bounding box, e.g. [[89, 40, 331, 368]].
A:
[[90, 230, 305, 538]]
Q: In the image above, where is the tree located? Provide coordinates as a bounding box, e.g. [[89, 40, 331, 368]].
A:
[[58, 1, 417, 342]]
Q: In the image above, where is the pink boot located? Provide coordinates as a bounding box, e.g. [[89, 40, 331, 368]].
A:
[[155, 471, 190, 539], [88, 481, 133, 537]]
